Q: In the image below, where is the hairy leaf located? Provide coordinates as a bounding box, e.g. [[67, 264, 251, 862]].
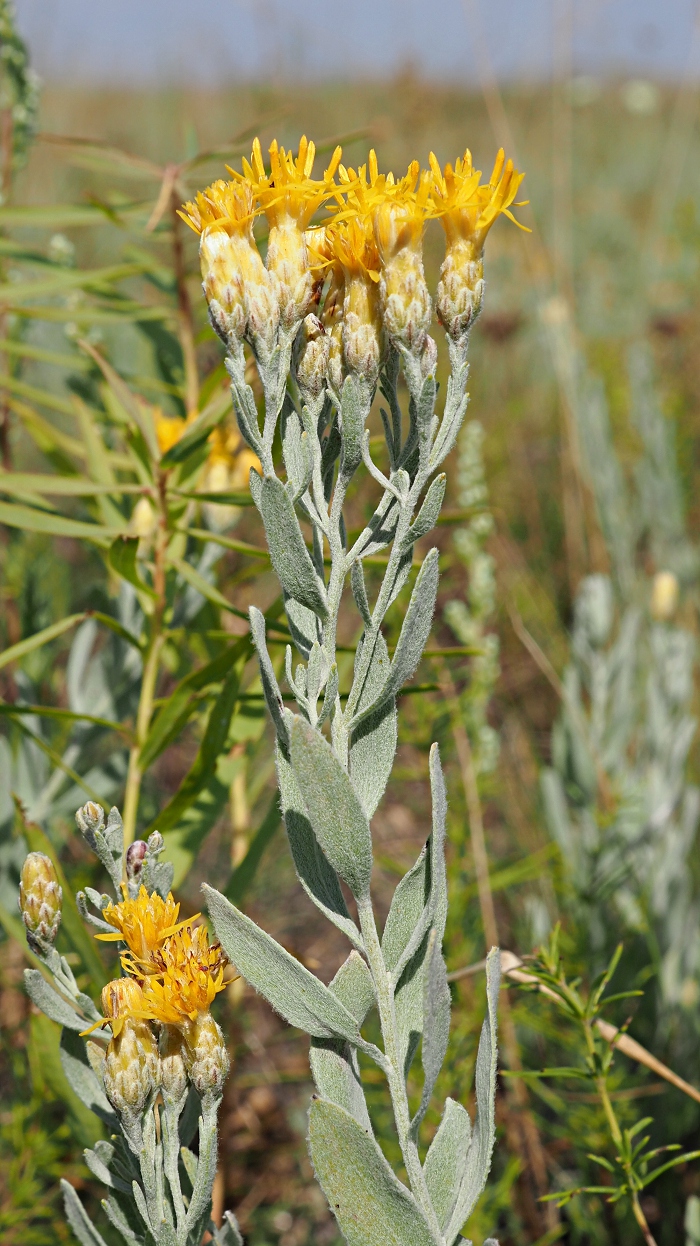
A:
[[423, 1098, 472, 1232], [260, 474, 328, 618], [23, 969, 86, 1031]]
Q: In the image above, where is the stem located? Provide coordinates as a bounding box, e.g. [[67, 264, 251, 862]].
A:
[[122, 473, 169, 848], [631, 1190, 658, 1246], [171, 193, 199, 415], [357, 897, 444, 1244]]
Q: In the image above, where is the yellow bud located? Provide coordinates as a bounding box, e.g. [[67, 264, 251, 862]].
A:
[[266, 218, 314, 331], [436, 237, 484, 343], [101, 977, 146, 1033], [651, 571, 679, 621], [129, 496, 156, 540], [342, 273, 383, 386], [374, 202, 431, 354], [19, 852, 62, 951], [103, 1017, 159, 1121], [182, 1012, 230, 1103], [296, 314, 329, 404]]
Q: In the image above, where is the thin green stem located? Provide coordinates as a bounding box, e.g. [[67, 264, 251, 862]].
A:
[[357, 897, 444, 1244]]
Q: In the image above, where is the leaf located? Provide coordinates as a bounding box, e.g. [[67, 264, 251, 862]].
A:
[[351, 548, 439, 729], [79, 339, 159, 461], [249, 606, 289, 748], [349, 633, 397, 818], [446, 948, 500, 1244], [400, 474, 446, 554], [61, 1180, 110, 1246], [168, 555, 248, 621], [285, 593, 319, 661], [423, 1098, 472, 1232], [260, 474, 328, 618], [205, 885, 370, 1045], [276, 744, 363, 950], [108, 536, 157, 605], [290, 715, 373, 900], [224, 797, 281, 905], [0, 612, 86, 670], [23, 969, 86, 1031], [142, 664, 242, 835], [0, 500, 124, 544], [310, 952, 375, 1132], [59, 1029, 119, 1128], [412, 928, 451, 1132], [339, 375, 366, 473], [308, 1098, 436, 1246], [24, 818, 108, 987], [350, 560, 372, 628], [0, 471, 146, 497]]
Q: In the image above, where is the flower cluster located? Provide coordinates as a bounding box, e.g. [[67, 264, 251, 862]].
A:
[[94, 882, 230, 1112], [180, 136, 526, 393]]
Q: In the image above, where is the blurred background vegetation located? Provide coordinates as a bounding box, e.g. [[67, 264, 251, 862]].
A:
[[2, 4, 700, 1244]]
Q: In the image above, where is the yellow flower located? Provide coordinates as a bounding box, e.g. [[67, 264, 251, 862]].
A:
[[428, 147, 528, 250], [230, 136, 342, 330], [99, 976, 148, 1037], [97, 885, 192, 969], [136, 923, 229, 1025], [155, 409, 196, 456], [323, 217, 383, 386], [180, 179, 278, 351]]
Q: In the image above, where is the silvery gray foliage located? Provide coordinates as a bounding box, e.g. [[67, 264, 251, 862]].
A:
[[542, 338, 700, 1023], [21, 802, 241, 1246], [205, 311, 501, 1244]]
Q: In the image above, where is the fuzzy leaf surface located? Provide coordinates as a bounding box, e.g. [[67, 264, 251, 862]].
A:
[[260, 474, 328, 618]]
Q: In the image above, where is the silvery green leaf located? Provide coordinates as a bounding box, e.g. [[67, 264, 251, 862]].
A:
[[411, 928, 451, 1133], [446, 948, 500, 1244], [349, 633, 396, 818], [423, 1098, 472, 1231], [277, 745, 363, 950], [351, 549, 439, 729], [61, 1179, 109, 1246], [23, 969, 86, 1031], [290, 715, 373, 899], [131, 1180, 153, 1233], [285, 593, 319, 661], [430, 374, 469, 470], [400, 474, 446, 554], [310, 952, 375, 1132], [260, 475, 328, 618], [385, 550, 414, 612], [350, 560, 372, 628], [318, 664, 339, 728], [184, 1100, 219, 1242], [180, 1146, 198, 1187], [282, 409, 313, 500], [351, 491, 400, 560], [84, 1145, 132, 1194], [416, 376, 437, 464], [213, 1212, 244, 1246], [249, 606, 289, 750], [85, 886, 110, 911], [204, 885, 367, 1045], [226, 356, 263, 456], [89, 807, 123, 892], [102, 1195, 145, 1244], [308, 1098, 437, 1246], [340, 374, 366, 473], [141, 832, 174, 901], [59, 1028, 118, 1128], [306, 642, 328, 707], [248, 465, 263, 509], [76, 892, 115, 933], [179, 1088, 200, 1148]]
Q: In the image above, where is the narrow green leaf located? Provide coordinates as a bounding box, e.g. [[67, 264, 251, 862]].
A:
[[0, 612, 86, 670], [108, 536, 157, 601], [0, 701, 131, 737], [23, 969, 87, 1031], [168, 555, 249, 621], [0, 471, 145, 497], [224, 798, 281, 905], [0, 500, 124, 543]]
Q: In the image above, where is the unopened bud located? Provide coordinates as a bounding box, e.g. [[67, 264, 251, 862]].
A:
[[436, 239, 484, 343], [183, 1012, 230, 1103], [19, 852, 62, 951], [342, 274, 383, 387], [651, 570, 679, 621], [267, 219, 314, 331], [160, 1025, 189, 1105], [103, 1017, 159, 1121], [146, 830, 164, 856], [101, 977, 145, 1028], [129, 496, 156, 541], [375, 208, 432, 355], [75, 801, 104, 849], [296, 314, 329, 404], [420, 334, 438, 380], [126, 840, 147, 884]]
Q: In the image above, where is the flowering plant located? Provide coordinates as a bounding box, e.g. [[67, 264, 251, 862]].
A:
[[20, 135, 524, 1246]]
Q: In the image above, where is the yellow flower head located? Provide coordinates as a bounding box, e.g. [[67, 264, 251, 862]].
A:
[[155, 409, 196, 457], [231, 136, 342, 230], [136, 923, 229, 1025], [325, 215, 381, 283], [178, 179, 255, 238], [429, 147, 528, 251], [97, 885, 193, 969], [99, 976, 147, 1037]]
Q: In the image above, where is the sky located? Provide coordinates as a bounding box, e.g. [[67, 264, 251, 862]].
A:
[[13, 0, 700, 86]]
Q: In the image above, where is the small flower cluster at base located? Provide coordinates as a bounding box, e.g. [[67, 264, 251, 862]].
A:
[[19, 851, 62, 951]]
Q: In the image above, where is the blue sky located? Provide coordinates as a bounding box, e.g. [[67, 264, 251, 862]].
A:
[[14, 0, 699, 86]]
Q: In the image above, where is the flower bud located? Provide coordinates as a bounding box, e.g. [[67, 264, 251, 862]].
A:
[[129, 497, 156, 540], [126, 839, 147, 885], [160, 1025, 189, 1105], [436, 238, 484, 343], [374, 200, 432, 355], [296, 314, 329, 404], [19, 852, 62, 951], [101, 976, 146, 1030], [342, 274, 383, 387], [266, 218, 314, 330], [420, 334, 438, 380], [182, 1012, 230, 1103], [651, 570, 679, 621], [75, 801, 104, 850], [146, 830, 164, 856], [103, 1017, 159, 1121]]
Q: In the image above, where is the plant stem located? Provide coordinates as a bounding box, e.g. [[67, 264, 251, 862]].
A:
[[357, 897, 444, 1244], [122, 473, 169, 847], [171, 191, 199, 416]]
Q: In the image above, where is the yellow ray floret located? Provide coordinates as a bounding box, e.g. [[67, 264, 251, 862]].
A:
[[429, 147, 529, 247], [97, 885, 194, 969], [179, 179, 256, 237], [229, 136, 342, 229], [324, 216, 381, 282], [135, 923, 230, 1024]]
